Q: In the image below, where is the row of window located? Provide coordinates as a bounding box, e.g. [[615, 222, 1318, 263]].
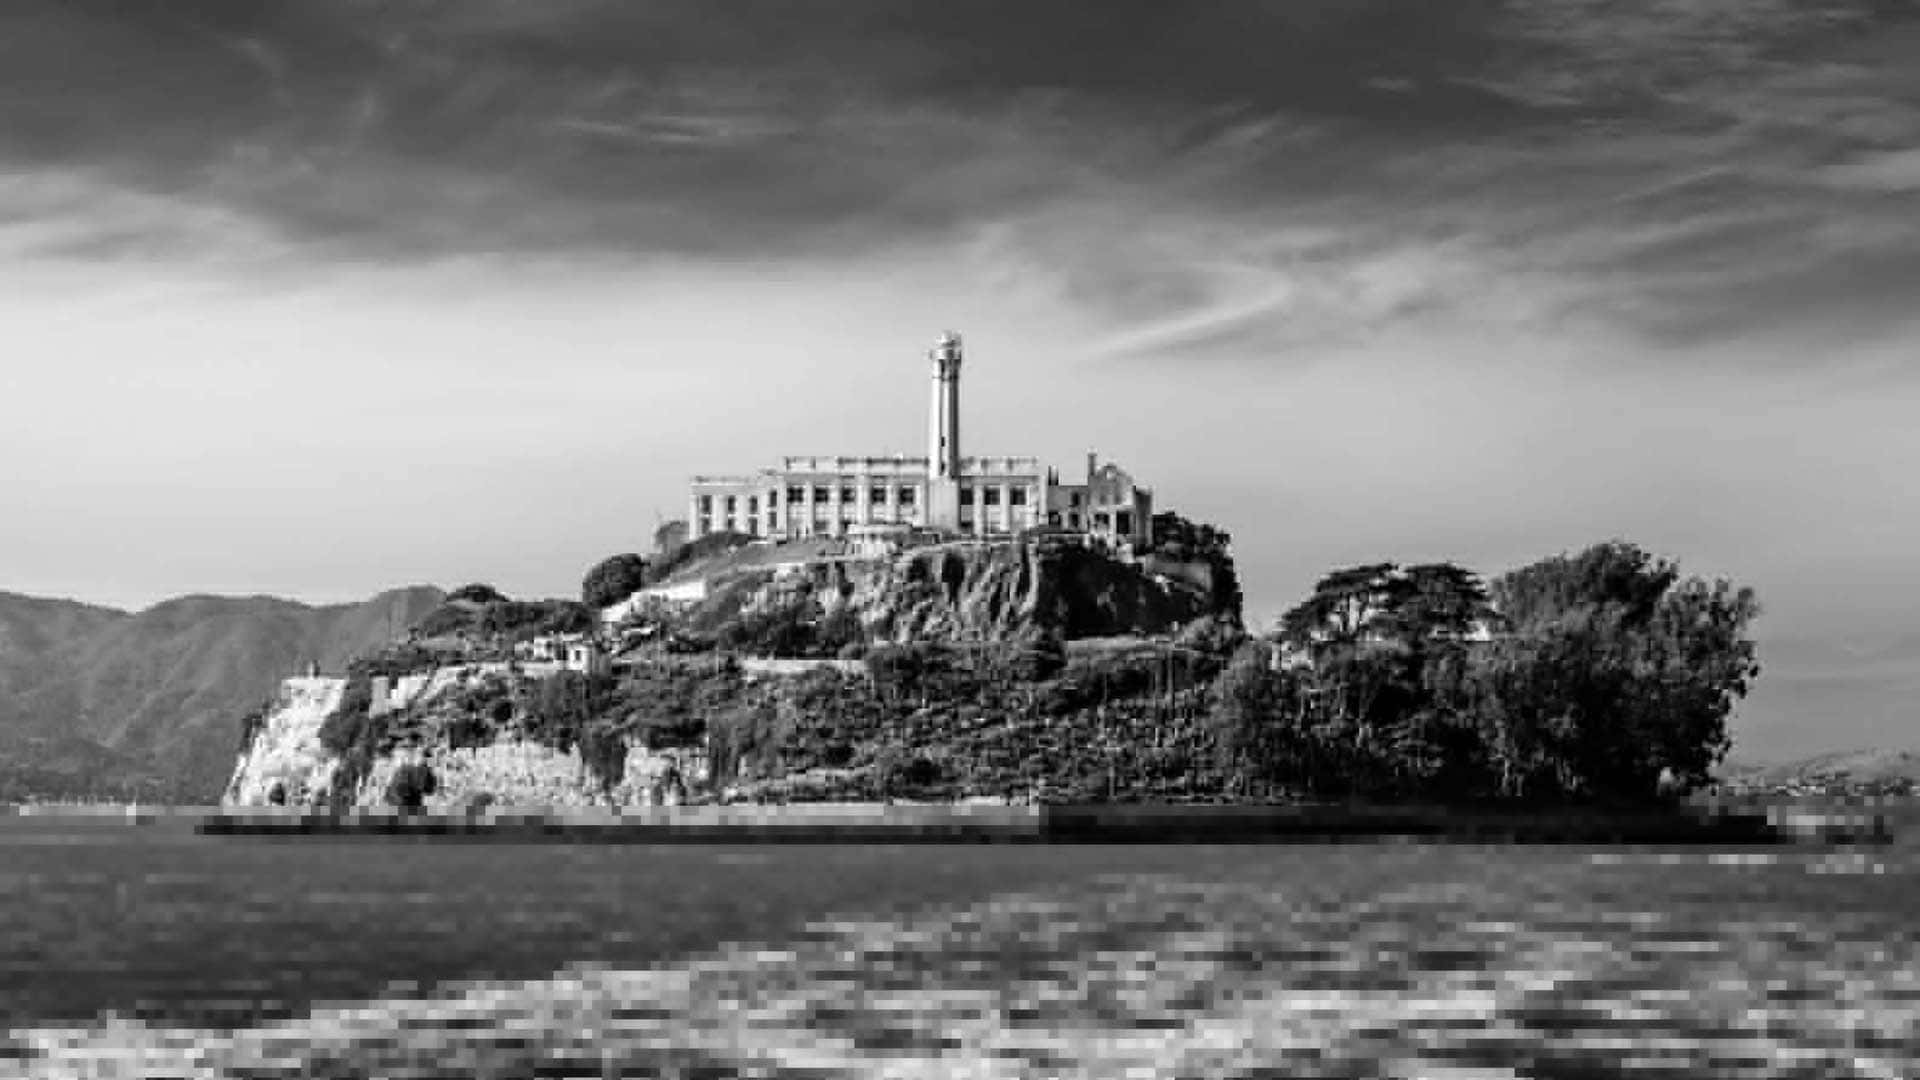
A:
[[699, 503, 1065, 537], [701, 485, 1041, 513]]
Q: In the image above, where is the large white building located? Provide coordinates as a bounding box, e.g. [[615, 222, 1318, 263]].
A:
[[689, 332, 1153, 546]]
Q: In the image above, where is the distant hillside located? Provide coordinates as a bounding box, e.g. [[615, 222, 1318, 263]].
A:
[[0, 586, 443, 802], [1717, 746, 1920, 789]]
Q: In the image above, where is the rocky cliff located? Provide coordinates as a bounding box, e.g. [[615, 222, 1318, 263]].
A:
[[225, 534, 1242, 810], [224, 666, 705, 810], [676, 537, 1225, 644], [225, 676, 347, 806]]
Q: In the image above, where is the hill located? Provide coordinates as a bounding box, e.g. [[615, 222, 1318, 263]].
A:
[[1716, 746, 1920, 794], [0, 586, 443, 802]]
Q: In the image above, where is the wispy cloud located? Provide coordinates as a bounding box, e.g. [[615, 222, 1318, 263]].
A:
[[1, 1, 1916, 355]]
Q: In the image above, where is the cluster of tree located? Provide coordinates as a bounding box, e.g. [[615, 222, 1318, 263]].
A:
[[579, 532, 765, 612], [581, 553, 649, 609], [411, 592, 595, 644], [1208, 542, 1760, 804]]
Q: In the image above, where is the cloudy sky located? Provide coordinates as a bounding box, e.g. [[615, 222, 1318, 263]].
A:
[[3, 1, 1918, 759]]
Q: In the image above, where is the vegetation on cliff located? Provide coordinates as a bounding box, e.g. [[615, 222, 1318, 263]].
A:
[[255, 531, 1755, 809]]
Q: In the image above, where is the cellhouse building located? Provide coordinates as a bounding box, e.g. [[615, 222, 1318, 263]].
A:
[[689, 332, 1154, 547]]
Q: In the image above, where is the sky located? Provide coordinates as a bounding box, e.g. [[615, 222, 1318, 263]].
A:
[[2, 1, 1918, 761]]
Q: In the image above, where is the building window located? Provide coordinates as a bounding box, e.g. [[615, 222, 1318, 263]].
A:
[[699, 495, 713, 513], [1069, 492, 1083, 507], [1068, 512, 1081, 529], [699, 515, 713, 533], [787, 486, 804, 504], [898, 487, 916, 505], [813, 485, 830, 503], [1010, 487, 1027, 506], [1048, 511, 1061, 526], [983, 488, 1001, 507], [725, 495, 737, 512], [747, 516, 759, 533], [1116, 511, 1132, 536], [767, 511, 778, 529], [871, 485, 888, 505], [1094, 512, 1111, 529], [841, 486, 856, 504]]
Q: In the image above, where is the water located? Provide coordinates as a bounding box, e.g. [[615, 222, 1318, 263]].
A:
[[3, 813, 1917, 1077]]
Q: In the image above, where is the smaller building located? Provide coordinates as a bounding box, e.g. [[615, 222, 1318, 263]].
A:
[[515, 632, 609, 676], [1044, 452, 1152, 549], [564, 639, 611, 678]]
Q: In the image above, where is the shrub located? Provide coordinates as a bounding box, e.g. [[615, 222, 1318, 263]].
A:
[[385, 762, 438, 811], [582, 553, 651, 608]]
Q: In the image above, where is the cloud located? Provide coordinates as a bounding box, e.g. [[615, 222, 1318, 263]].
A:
[[1, 1, 1917, 356], [1820, 148, 1920, 192]]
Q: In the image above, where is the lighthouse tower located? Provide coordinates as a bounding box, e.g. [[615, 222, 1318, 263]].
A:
[[926, 330, 964, 531]]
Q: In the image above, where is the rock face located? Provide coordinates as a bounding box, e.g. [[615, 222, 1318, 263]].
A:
[[223, 669, 705, 810], [223, 676, 346, 807], [683, 538, 1221, 643]]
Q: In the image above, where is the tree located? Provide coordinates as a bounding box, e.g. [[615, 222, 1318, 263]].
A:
[[1268, 561, 1501, 796], [1469, 542, 1759, 801], [582, 553, 650, 609], [448, 583, 508, 605]]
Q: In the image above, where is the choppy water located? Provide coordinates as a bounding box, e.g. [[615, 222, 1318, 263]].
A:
[[3, 815, 1917, 1078]]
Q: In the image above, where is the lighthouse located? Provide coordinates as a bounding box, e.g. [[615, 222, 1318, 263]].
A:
[[926, 330, 964, 531]]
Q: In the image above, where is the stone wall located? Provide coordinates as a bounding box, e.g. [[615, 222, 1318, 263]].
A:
[[353, 739, 709, 811]]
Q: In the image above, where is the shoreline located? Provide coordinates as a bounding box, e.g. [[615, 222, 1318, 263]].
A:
[[9, 798, 1900, 845], [187, 801, 1894, 844]]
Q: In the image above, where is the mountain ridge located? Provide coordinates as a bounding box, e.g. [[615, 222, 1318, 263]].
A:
[[0, 585, 444, 801]]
